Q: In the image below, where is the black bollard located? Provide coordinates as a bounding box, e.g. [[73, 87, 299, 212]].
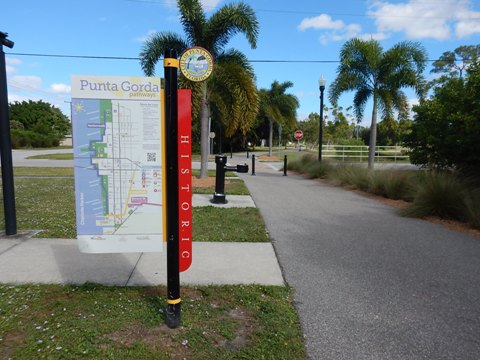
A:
[[283, 155, 287, 176], [251, 154, 256, 176]]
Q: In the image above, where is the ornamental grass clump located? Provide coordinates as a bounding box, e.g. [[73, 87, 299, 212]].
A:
[[401, 172, 465, 220], [463, 188, 480, 230], [287, 153, 315, 173], [382, 170, 415, 201], [304, 160, 334, 179]]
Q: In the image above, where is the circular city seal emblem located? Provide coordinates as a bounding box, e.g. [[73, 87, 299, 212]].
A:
[[179, 47, 214, 82]]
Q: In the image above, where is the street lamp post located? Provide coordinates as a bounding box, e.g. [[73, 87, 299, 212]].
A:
[[318, 76, 326, 162]]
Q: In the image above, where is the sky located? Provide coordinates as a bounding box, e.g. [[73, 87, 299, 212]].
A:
[[3, 0, 480, 126]]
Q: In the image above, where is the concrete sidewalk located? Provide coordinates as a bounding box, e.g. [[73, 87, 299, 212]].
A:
[[0, 188, 283, 286], [0, 235, 283, 286]]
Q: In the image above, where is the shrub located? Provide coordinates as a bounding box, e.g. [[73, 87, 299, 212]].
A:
[[304, 160, 333, 179], [366, 170, 386, 196], [383, 171, 415, 200], [463, 188, 480, 230], [401, 172, 465, 220], [287, 153, 315, 173]]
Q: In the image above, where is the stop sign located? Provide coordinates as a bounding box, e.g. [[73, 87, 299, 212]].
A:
[[294, 130, 304, 140]]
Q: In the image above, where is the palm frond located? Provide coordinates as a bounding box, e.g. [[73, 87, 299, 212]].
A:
[[139, 32, 188, 76], [209, 62, 259, 137], [216, 49, 255, 78], [177, 0, 206, 46], [205, 2, 258, 53]]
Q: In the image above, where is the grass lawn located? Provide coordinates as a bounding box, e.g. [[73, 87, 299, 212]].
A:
[[4, 167, 74, 177], [193, 207, 269, 242], [25, 153, 74, 160], [192, 178, 249, 195], [0, 283, 306, 359], [0, 169, 259, 240], [191, 169, 218, 177]]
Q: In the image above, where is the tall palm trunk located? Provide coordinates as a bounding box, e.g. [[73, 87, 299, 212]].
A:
[[368, 93, 378, 169], [199, 82, 209, 178], [268, 118, 273, 157]]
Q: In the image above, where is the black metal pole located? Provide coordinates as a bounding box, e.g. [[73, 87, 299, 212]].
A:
[[0, 32, 16, 235], [251, 154, 256, 176], [164, 49, 181, 329], [283, 155, 288, 176], [319, 83, 325, 162]]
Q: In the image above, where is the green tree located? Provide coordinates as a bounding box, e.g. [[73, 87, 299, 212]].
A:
[[407, 62, 480, 175], [323, 105, 355, 143], [8, 100, 70, 148], [329, 38, 427, 168], [376, 117, 400, 146], [431, 45, 480, 79], [298, 112, 320, 148], [139, 0, 259, 178], [257, 81, 299, 156]]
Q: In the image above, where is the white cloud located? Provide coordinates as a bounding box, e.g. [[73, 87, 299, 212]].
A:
[[5, 57, 21, 74], [5, 57, 21, 66], [9, 76, 42, 92], [135, 29, 158, 43], [49, 83, 71, 94], [369, 0, 480, 39], [456, 14, 480, 37], [298, 14, 345, 31], [162, 0, 221, 10], [8, 93, 32, 103], [299, 14, 387, 44], [201, 0, 222, 11], [6, 65, 16, 74], [408, 97, 419, 110], [358, 32, 388, 41]]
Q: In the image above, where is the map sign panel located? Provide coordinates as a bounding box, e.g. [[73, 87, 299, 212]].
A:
[[71, 75, 164, 253]]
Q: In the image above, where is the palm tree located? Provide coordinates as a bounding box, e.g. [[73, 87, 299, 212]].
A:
[[258, 81, 299, 156], [329, 38, 427, 168], [140, 0, 259, 178]]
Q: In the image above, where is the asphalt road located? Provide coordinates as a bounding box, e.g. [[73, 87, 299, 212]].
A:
[[239, 162, 480, 360]]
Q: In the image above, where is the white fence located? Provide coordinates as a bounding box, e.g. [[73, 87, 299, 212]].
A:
[[320, 145, 409, 162]]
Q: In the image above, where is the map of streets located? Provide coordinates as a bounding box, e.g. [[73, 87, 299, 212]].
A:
[[72, 76, 164, 253]]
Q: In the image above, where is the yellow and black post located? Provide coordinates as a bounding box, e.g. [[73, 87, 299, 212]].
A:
[[164, 49, 181, 328]]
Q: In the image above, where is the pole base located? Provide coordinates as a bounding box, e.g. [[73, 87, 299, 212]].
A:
[[211, 193, 227, 204], [165, 303, 181, 329]]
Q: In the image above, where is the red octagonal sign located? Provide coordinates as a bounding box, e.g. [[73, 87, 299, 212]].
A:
[[294, 130, 304, 140]]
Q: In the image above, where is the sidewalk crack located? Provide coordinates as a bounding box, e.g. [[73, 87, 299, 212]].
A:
[[125, 253, 143, 286]]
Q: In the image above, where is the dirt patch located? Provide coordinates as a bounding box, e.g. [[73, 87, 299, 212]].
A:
[[192, 176, 226, 188], [104, 322, 191, 359], [258, 155, 280, 162], [1, 331, 27, 359], [103, 305, 257, 358], [218, 308, 256, 351]]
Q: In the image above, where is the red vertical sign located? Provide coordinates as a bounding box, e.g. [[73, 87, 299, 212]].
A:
[[178, 89, 192, 272]]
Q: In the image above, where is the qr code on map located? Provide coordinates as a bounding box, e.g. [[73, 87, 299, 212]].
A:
[[147, 152, 156, 162]]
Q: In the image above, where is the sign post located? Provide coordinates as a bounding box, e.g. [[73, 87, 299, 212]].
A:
[[0, 32, 16, 235], [294, 129, 304, 150], [164, 49, 182, 328]]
